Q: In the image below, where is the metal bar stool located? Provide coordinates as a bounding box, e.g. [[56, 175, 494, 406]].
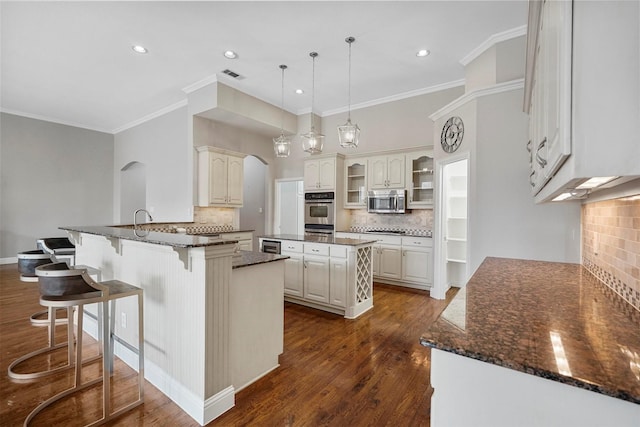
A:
[[22, 263, 144, 426]]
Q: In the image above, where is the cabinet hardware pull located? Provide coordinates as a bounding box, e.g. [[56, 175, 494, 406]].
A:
[[529, 170, 536, 187], [536, 137, 547, 168], [526, 140, 532, 153]]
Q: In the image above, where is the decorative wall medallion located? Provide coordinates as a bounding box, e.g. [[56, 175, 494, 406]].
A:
[[440, 116, 464, 153]]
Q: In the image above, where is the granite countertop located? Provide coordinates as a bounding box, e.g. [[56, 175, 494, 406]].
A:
[[420, 257, 640, 404], [231, 250, 288, 269], [260, 234, 378, 246], [60, 225, 238, 249]]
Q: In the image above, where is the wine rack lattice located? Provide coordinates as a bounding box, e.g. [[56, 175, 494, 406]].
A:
[[356, 246, 372, 303]]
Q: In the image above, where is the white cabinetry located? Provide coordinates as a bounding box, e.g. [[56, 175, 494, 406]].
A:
[[220, 231, 253, 252], [406, 150, 434, 208], [368, 154, 405, 189], [261, 238, 373, 318], [374, 236, 402, 280], [401, 237, 433, 285], [344, 158, 367, 208], [337, 232, 433, 290], [281, 241, 304, 298], [525, 1, 640, 202], [303, 244, 330, 304], [526, 0, 572, 195], [197, 146, 245, 207], [304, 157, 336, 191]]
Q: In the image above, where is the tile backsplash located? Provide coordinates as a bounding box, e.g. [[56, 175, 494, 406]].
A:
[[582, 197, 640, 311], [193, 206, 235, 226], [349, 209, 433, 231]]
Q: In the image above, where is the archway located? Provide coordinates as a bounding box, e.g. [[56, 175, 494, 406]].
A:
[[120, 161, 146, 224]]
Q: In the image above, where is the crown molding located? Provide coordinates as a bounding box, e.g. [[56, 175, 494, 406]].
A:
[[459, 25, 527, 66], [0, 108, 111, 134], [112, 99, 188, 134], [182, 74, 219, 94], [429, 78, 524, 122], [319, 79, 465, 117]]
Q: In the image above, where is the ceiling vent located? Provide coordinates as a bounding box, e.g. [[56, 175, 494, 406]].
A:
[[222, 69, 243, 79]]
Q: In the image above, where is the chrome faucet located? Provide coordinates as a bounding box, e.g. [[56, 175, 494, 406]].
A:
[[133, 209, 153, 229]]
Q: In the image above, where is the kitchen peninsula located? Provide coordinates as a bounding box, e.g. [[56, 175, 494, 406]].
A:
[[259, 234, 376, 319], [420, 257, 640, 427], [60, 225, 287, 426]]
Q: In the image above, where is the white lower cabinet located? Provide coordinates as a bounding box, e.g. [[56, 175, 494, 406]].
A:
[[266, 238, 373, 318], [283, 253, 304, 297], [401, 237, 433, 285], [303, 254, 330, 304], [338, 232, 433, 289]]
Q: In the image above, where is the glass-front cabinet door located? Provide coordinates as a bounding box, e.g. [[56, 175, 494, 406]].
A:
[[344, 158, 367, 208], [406, 150, 434, 208]]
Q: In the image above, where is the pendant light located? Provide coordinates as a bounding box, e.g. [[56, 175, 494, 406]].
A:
[[301, 52, 324, 154], [337, 36, 360, 148], [273, 64, 291, 157]]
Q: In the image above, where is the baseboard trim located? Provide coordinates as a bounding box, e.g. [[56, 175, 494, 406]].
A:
[[1, 257, 17, 265], [82, 313, 235, 425]]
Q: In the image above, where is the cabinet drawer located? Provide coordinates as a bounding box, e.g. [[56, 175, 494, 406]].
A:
[[304, 243, 329, 256], [372, 234, 402, 246], [401, 236, 433, 248], [281, 241, 303, 253], [329, 245, 347, 258], [221, 232, 252, 241]]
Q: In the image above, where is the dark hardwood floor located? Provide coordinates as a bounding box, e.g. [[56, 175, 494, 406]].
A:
[[0, 263, 456, 426]]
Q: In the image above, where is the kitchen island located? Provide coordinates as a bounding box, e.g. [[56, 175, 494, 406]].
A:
[[420, 257, 640, 427], [61, 225, 287, 426], [259, 234, 376, 319]]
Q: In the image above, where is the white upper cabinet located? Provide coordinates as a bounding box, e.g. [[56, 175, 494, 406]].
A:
[[197, 146, 244, 207], [525, 0, 640, 202], [405, 150, 434, 209], [344, 158, 367, 208], [368, 154, 405, 189], [526, 0, 572, 195], [304, 157, 336, 191]]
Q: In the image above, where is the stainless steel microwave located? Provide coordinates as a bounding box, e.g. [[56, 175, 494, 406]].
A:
[[367, 189, 406, 214]]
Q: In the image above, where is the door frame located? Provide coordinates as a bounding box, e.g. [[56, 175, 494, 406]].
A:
[[432, 152, 470, 300]]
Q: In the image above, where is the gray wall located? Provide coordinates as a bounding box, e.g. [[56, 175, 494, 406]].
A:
[[0, 113, 114, 259], [239, 155, 267, 248], [114, 106, 190, 223], [273, 86, 465, 180]]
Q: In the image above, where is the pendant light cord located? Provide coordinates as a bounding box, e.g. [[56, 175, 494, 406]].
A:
[[279, 65, 286, 133], [310, 52, 318, 131], [347, 39, 352, 122]]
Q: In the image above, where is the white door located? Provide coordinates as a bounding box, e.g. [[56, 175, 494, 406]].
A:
[[275, 179, 304, 235]]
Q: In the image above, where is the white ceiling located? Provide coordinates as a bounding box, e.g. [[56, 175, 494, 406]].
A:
[[0, 1, 528, 134]]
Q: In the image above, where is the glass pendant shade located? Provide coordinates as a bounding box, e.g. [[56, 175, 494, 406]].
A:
[[338, 36, 360, 148], [302, 126, 324, 154], [273, 64, 291, 157], [273, 133, 291, 157], [338, 119, 360, 148], [302, 52, 324, 154]]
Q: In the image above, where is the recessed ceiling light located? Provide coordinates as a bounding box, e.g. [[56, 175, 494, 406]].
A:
[[416, 49, 430, 57], [224, 50, 238, 59], [295, 89, 304, 95], [132, 45, 148, 54]]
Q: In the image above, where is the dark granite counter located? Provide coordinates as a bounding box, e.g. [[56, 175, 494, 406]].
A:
[[260, 234, 377, 246], [60, 225, 238, 249], [420, 257, 640, 404], [231, 250, 288, 269]]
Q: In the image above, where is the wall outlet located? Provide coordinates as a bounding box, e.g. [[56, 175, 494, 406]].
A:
[[121, 312, 127, 329]]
